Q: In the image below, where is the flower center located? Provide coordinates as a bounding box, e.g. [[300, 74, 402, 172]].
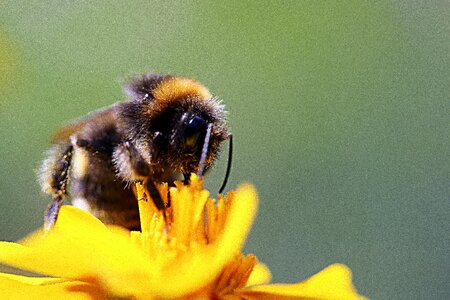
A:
[[131, 175, 258, 298]]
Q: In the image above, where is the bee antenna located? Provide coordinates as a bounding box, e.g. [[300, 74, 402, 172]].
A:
[[197, 123, 213, 177], [218, 134, 233, 194]]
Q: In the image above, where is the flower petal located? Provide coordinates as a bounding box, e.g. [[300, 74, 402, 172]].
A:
[[236, 264, 366, 300], [0, 206, 155, 297], [152, 184, 259, 298], [246, 261, 272, 287], [0, 273, 105, 300]]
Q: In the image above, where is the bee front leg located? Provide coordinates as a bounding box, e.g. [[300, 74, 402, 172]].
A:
[[44, 143, 74, 230], [113, 142, 166, 211], [113, 141, 150, 181], [143, 179, 166, 211]]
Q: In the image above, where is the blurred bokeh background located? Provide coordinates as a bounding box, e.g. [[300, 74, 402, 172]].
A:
[[0, 1, 449, 298]]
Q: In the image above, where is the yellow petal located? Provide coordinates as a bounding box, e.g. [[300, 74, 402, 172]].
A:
[[246, 261, 272, 287], [236, 264, 366, 300], [152, 184, 259, 298], [0, 272, 106, 300], [0, 206, 155, 297]]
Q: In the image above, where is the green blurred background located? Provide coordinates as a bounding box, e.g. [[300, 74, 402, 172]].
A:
[[0, 1, 449, 298]]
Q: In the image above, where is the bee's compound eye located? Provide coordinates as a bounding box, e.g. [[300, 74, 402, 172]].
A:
[[185, 116, 207, 150]]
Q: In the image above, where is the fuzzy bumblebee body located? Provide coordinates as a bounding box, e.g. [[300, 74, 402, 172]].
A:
[[40, 74, 230, 230]]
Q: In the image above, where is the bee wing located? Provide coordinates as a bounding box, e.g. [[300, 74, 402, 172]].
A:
[[51, 103, 119, 143]]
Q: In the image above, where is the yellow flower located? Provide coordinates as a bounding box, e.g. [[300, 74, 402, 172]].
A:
[[0, 175, 366, 299]]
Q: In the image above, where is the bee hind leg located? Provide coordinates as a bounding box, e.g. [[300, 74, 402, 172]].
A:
[[44, 196, 64, 230], [44, 143, 74, 230]]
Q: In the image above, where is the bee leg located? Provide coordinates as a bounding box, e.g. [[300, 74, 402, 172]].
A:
[[144, 180, 166, 211], [113, 141, 150, 181], [45, 196, 64, 231], [113, 143, 168, 221], [144, 180, 169, 225], [183, 172, 190, 184], [44, 143, 74, 230]]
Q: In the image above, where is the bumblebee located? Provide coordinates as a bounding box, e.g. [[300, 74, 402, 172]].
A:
[[39, 74, 232, 230]]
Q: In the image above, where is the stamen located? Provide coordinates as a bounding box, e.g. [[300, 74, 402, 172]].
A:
[[215, 254, 257, 295], [135, 182, 152, 235]]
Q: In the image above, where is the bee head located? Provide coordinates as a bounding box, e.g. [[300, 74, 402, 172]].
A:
[[149, 99, 228, 177], [120, 74, 230, 179]]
